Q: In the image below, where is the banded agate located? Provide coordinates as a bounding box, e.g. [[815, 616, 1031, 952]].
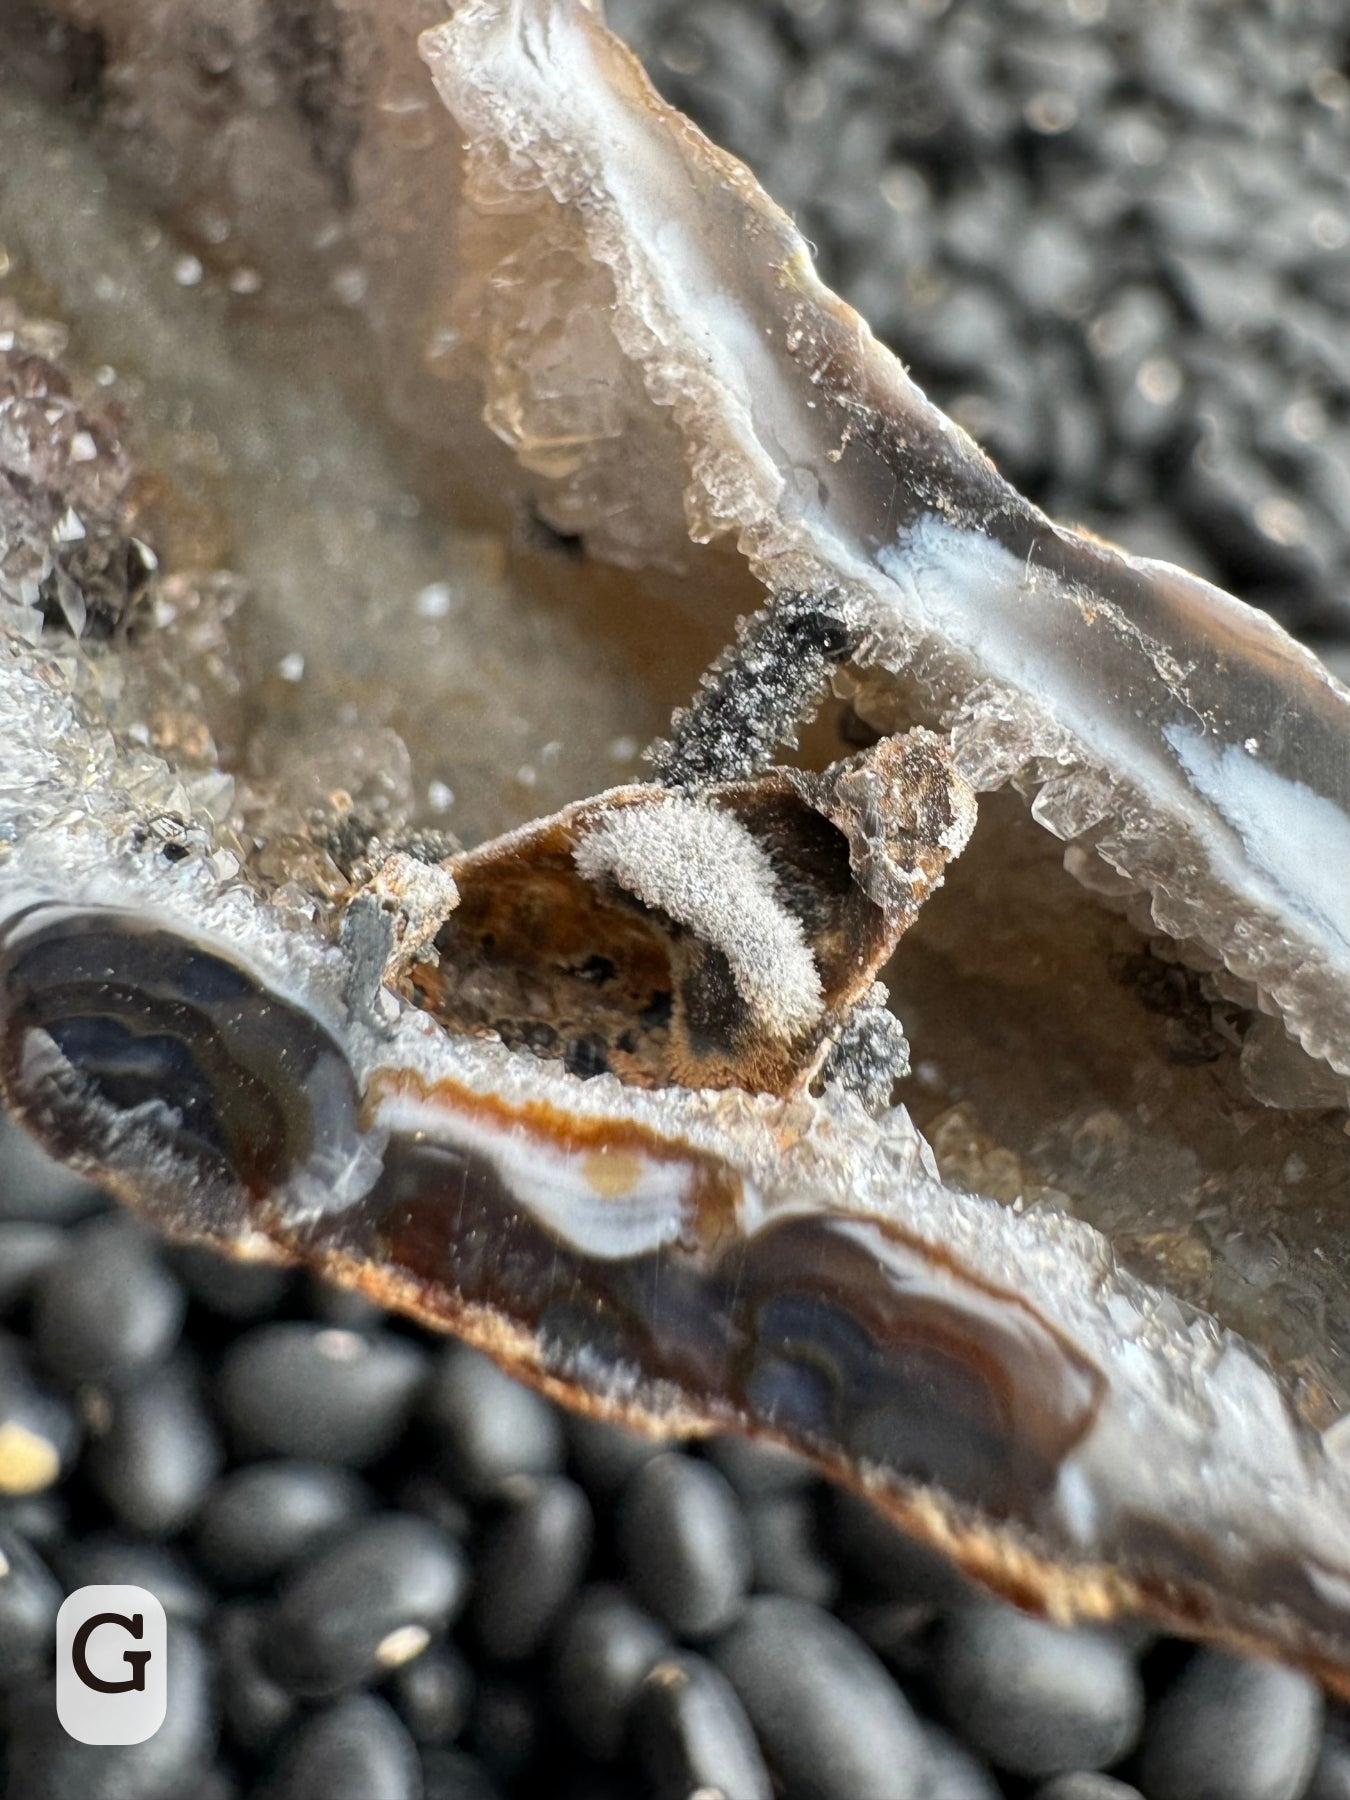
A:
[[5, 899, 1350, 1694]]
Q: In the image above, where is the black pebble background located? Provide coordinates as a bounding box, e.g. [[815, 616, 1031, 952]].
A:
[[609, 0, 1350, 661], [4, 0, 1350, 1795]]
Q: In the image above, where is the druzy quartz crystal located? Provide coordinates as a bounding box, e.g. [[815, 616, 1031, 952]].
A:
[[4, 0, 1350, 1689]]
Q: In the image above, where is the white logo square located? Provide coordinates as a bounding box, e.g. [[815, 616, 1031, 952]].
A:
[[55, 1585, 168, 1745]]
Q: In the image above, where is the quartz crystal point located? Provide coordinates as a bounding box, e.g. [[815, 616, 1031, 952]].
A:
[[3, 0, 1350, 1694]]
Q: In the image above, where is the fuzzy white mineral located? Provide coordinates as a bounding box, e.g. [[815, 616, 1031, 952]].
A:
[[574, 797, 823, 1039]]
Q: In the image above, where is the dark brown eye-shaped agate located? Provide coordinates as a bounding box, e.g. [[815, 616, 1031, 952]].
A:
[[0, 904, 371, 1242], [9, 898, 1350, 1694], [356, 1083, 1100, 1521]]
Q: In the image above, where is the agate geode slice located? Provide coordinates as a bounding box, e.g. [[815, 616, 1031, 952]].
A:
[[4, 0, 1350, 1690]]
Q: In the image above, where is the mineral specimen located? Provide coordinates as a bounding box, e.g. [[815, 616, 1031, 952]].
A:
[[409, 730, 972, 1097], [3, 0, 1350, 1693]]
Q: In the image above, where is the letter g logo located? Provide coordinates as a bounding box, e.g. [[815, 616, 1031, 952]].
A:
[[72, 1611, 152, 1692], [57, 1587, 167, 1744]]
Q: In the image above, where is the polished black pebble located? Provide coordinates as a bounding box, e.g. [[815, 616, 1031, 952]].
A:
[[0, 1222, 64, 1317], [217, 1602, 298, 1755], [33, 1215, 185, 1386], [746, 1490, 839, 1608], [422, 1345, 564, 1496], [0, 1333, 79, 1497], [845, 1595, 947, 1688], [565, 1412, 667, 1499], [708, 1435, 815, 1496], [387, 1640, 475, 1745], [4, 1621, 217, 1800], [469, 1673, 543, 1786], [268, 1513, 469, 1697], [84, 1353, 224, 1534], [196, 1768, 244, 1800], [170, 1242, 292, 1320], [1306, 1738, 1350, 1800], [829, 1487, 976, 1607], [926, 1723, 1008, 1800], [195, 1460, 373, 1588], [0, 1530, 61, 1681], [713, 1594, 933, 1800], [552, 1582, 670, 1761], [420, 1745, 507, 1800], [550, 1770, 633, 1800], [619, 1452, 751, 1639], [472, 1474, 594, 1663], [1033, 1775, 1145, 1800], [265, 1694, 420, 1800], [397, 1471, 474, 1540], [216, 1322, 427, 1467], [55, 1532, 211, 1623], [1137, 1649, 1322, 1800], [306, 1272, 388, 1331], [630, 1652, 773, 1800], [932, 1602, 1144, 1778], [0, 1114, 105, 1225], [0, 1490, 66, 1550]]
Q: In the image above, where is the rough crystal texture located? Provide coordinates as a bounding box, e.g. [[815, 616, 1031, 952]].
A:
[[574, 797, 827, 1037], [0, 10, 687, 853], [3, 312, 1350, 1684], [0, 306, 147, 636]]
